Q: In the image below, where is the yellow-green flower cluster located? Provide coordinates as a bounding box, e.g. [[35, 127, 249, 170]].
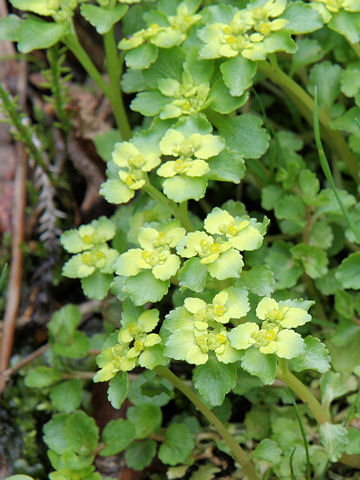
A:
[[199, 0, 290, 61], [164, 288, 249, 365], [177, 208, 266, 280], [157, 72, 211, 119], [11, 0, 79, 21], [115, 224, 186, 281], [228, 297, 312, 359], [157, 129, 224, 202], [94, 310, 164, 381], [312, 0, 360, 21], [61, 217, 118, 278], [100, 139, 161, 204], [119, 2, 201, 51]]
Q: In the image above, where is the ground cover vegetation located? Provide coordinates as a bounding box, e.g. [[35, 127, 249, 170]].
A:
[[1, 0, 360, 478]]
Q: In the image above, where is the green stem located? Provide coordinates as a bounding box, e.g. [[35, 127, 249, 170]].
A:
[[278, 360, 360, 468], [143, 183, 194, 231], [258, 61, 359, 183], [277, 359, 329, 425], [104, 28, 131, 140], [64, 31, 111, 98], [154, 366, 260, 480]]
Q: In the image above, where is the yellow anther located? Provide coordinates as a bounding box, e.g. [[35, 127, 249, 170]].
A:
[[149, 23, 159, 29], [216, 333, 227, 344], [226, 35, 236, 45], [81, 234, 93, 244], [228, 225, 238, 236], [223, 25, 233, 34], [174, 159, 185, 172], [209, 243, 221, 253], [214, 305, 226, 317], [125, 174, 136, 186], [258, 22, 271, 35], [95, 251, 105, 260], [81, 252, 92, 264], [134, 340, 144, 351], [265, 329, 277, 341]]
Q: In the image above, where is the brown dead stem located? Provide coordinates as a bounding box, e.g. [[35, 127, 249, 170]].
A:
[[0, 1, 28, 396]]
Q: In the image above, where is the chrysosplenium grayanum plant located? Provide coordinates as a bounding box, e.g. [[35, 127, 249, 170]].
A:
[[2, 0, 360, 478]]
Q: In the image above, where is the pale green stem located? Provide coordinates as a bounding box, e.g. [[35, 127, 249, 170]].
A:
[[277, 358, 329, 425], [154, 366, 260, 480], [143, 182, 194, 231], [104, 28, 131, 140], [278, 360, 360, 468], [258, 61, 359, 183], [64, 31, 111, 98], [64, 29, 131, 139]]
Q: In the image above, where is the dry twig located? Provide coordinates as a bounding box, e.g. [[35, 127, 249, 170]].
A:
[[0, 0, 28, 394]]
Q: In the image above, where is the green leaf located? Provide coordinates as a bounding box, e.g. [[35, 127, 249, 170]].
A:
[[329, 10, 360, 44], [131, 91, 169, 116], [0, 15, 20, 41], [101, 419, 136, 456], [108, 372, 129, 409], [289, 336, 330, 373], [308, 61, 342, 115], [123, 271, 169, 305], [239, 265, 274, 297], [193, 356, 237, 406], [189, 464, 220, 480], [341, 63, 360, 97], [336, 252, 360, 289], [213, 114, 270, 159], [298, 169, 320, 203], [290, 38, 324, 75], [207, 149, 245, 183], [346, 427, 360, 455], [274, 194, 306, 226], [241, 349, 277, 385], [63, 411, 99, 454], [245, 406, 271, 440], [162, 176, 207, 202], [127, 404, 162, 439], [320, 423, 348, 461], [335, 290, 354, 319], [330, 107, 360, 136], [282, 2, 323, 33], [48, 304, 82, 344], [266, 242, 302, 290], [128, 372, 172, 407], [43, 414, 69, 454], [5, 476, 34, 480], [50, 380, 82, 413], [25, 366, 62, 388], [81, 271, 113, 300], [209, 78, 248, 114], [261, 185, 283, 210], [252, 438, 282, 464], [17, 18, 66, 53], [320, 371, 349, 410], [94, 129, 122, 162], [125, 43, 158, 70], [158, 423, 195, 465], [177, 257, 207, 292], [220, 57, 257, 96], [53, 330, 90, 359], [125, 439, 157, 470], [291, 244, 328, 279], [80, 4, 128, 34]]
